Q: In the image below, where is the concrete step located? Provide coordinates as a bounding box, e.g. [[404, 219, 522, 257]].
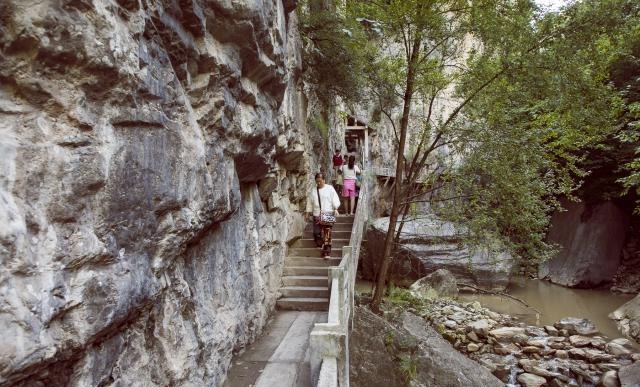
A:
[[277, 297, 329, 311], [292, 238, 349, 248], [329, 223, 353, 231], [285, 256, 341, 266], [282, 275, 328, 287], [280, 286, 329, 298], [288, 247, 342, 258], [306, 223, 353, 232], [303, 230, 351, 239], [283, 266, 330, 276]]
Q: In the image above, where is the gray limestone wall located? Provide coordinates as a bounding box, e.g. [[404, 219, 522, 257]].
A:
[[539, 200, 631, 288], [0, 1, 322, 385]]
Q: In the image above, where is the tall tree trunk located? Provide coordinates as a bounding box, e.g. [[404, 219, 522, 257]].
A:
[[371, 39, 421, 312]]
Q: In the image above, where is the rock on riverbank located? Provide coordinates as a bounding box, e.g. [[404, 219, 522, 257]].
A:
[[611, 294, 640, 345], [421, 298, 640, 387]]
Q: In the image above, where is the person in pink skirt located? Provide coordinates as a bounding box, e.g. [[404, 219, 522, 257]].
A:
[[340, 155, 361, 215]]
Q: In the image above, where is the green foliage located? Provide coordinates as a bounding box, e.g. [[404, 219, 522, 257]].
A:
[[436, 0, 640, 263], [385, 285, 422, 308], [609, 20, 640, 212], [398, 354, 418, 383], [384, 331, 396, 348], [297, 1, 369, 106], [308, 0, 640, 306], [311, 114, 329, 138]]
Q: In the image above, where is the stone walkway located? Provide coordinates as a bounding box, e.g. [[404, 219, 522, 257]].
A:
[[222, 311, 327, 387]]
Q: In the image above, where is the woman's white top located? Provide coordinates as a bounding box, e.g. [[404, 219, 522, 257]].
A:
[[341, 165, 360, 180], [306, 185, 341, 216]]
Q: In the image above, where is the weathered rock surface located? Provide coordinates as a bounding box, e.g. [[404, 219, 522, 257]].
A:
[[618, 362, 640, 387], [409, 268, 459, 300], [539, 200, 630, 287], [517, 373, 546, 387], [555, 317, 599, 336], [610, 294, 640, 345], [0, 1, 320, 386], [612, 223, 640, 294], [363, 216, 514, 291], [349, 306, 503, 387]]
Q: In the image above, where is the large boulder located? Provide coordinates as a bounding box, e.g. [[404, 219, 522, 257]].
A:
[[349, 306, 504, 387], [410, 269, 459, 300], [539, 200, 630, 287], [363, 216, 514, 291], [610, 293, 640, 344]]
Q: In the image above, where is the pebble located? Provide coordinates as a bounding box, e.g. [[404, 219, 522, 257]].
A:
[[489, 326, 526, 341], [569, 335, 592, 347], [517, 372, 546, 387], [523, 346, 542, 354], [467, 331, 481, 342], [545, 325, 559, 336], [470, 319, 492, 336], [606, 338, 634, 357], [444, 320, 457, 329], [526, 338, 547, 348], [600, 370, 619, 387]]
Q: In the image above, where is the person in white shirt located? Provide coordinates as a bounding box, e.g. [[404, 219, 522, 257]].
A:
[[340, 155, 361, 215], [305, 172, 341, 258]]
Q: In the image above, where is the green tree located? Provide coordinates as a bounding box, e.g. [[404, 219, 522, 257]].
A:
[[346, 0, 640, 311], [344, 0, 546, 311], [297, 0, 369, 108], [440, 0, 640, 262]]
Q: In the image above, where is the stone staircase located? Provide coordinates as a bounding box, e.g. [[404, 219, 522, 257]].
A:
[[277, 215, 354, 311]]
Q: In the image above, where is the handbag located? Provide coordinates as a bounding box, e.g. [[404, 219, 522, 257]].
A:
[[317, 187, 336, 226]]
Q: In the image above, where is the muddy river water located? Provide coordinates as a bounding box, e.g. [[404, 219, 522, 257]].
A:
[[357, 278, 635, 341], [458, 277, 635, 341]]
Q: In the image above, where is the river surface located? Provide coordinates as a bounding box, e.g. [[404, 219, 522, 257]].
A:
[[459, 277, 635, 341], [356, 278, 635, 341]]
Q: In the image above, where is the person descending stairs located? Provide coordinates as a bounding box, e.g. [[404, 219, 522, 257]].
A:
[[276, 214, 354, 311]]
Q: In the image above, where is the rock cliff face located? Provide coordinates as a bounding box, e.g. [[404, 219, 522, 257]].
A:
[[612, 222, 640, 293], [539, 200, 630, 288], [0, 1, 319, 385]]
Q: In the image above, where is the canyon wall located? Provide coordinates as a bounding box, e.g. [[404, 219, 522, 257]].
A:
[[0, 0, 321, 385], [539, 200, 630, 288]]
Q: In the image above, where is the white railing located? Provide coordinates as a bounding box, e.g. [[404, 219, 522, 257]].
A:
[[309, 179, 369, 387]]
